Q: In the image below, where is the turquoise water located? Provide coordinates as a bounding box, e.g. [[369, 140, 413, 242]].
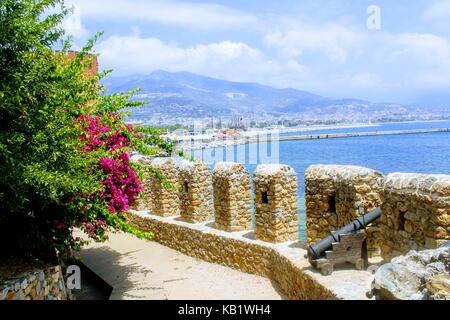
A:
[[193, 121, 450, 240]]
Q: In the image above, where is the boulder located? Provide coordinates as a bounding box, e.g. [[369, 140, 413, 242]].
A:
[[372, 246, 449, 300]]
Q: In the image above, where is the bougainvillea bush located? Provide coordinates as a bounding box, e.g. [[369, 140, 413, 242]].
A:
[[0, 0, 176, 260]]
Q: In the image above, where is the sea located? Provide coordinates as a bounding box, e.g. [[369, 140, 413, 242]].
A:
[[191, 120, 450, 240]]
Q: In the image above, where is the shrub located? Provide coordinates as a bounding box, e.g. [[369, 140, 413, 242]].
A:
[[0, 0, 176, 260]]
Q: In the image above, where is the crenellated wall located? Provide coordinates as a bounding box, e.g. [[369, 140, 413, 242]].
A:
[[374, 173, 450, 261], [305, 165, 384, 257], [213, 162, 252, 231], [304, 165, 450, 261], [147, 157, 181, 217], [129, 157, 449, 299], [253, 164, 298, 242], [178, 159, 213, 223]]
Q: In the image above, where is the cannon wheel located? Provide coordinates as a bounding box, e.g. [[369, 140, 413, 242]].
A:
[[320, 263, 333, 276], [355, 258, 365, 270]]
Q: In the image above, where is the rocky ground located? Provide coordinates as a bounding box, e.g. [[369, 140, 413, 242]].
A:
[[372, 243, 450, 300]]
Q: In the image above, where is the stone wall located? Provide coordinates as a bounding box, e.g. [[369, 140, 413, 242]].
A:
[[129, 156, 450, 297], [305, 165, 384, 257], [124, 158, 450, 299], [129, 211, 372, 300], [178, 159, 213, 223], [213, 162, 252, 231], [374, 173, 450, 261], [253, 164, 298, 243], [0, 265, 70, 300], [147, 157, 181, 217], [131, 156, 153, 211]]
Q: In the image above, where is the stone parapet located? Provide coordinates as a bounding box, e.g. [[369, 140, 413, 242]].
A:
[[253, 164, 298, 242], [178, 159, 213, 223], [147, 157, 181, 217], [213, 162, 252, 231], [129, 211, 374, 300], [132, 156, 449, 266], [375, 173, 450, 261], [305, 165, 384, 258], [0, 265, 70, 300]]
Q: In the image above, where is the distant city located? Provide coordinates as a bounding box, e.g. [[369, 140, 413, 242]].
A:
[[102, 70, 450, 131]]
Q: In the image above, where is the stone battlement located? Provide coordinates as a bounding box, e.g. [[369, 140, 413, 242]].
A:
[[306, 164, 383, 182], [305, 165, 449, 261], [384, 172, 450, 195], [213, 162, 252, 231], [129, 158, 449, 299], [134, 158, 449, 259], [375, 172, 450, 261], [305, 164, 385, 257], [135, 157, 301, 243], [253, 164, 298, 243]]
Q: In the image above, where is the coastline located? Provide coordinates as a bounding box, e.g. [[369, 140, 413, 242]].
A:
[[175, 122, 379, 151], [239, 123, 379, 137], [175, 121, 450, 151]]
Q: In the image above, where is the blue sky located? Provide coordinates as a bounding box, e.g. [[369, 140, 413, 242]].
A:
[[63, 0, 450, 106]]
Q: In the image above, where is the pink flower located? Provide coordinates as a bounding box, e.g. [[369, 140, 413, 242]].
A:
[[75, 112, 144, 217]]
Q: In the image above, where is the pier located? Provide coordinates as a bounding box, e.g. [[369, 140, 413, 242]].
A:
[[177, 127, 450, 151], [253, 128, 450, 143]]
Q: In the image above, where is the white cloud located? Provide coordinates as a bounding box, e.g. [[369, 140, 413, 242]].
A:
[[264, 21, 364, 64], [59, 0, 450, 103], [383, 32, 450, 66], [66, 0, 258, 29], [95, 34, 310, 88], [94, 25, 450, 98], [423, 0, 450, 21]]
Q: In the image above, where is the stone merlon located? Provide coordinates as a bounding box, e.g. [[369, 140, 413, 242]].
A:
[[305, 164, 385, 184], [384, 172, 450, 196]]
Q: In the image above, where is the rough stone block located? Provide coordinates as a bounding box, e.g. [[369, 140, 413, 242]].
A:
[[376, 173, 450, 261], [213, 162, 252, 231], [304, 165, 384, 253], [178, 159, 213, 223], [253, 164, 298, 243], [147, 157, 181, 217]]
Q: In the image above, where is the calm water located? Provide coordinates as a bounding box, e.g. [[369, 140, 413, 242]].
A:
[[194, 121, 450, 240]]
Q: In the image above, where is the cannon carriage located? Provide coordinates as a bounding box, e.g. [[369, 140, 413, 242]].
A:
[[307, 208, 381, 276]]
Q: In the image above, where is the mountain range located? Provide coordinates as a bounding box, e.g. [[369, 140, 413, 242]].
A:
[[101, 70, 446, 123]]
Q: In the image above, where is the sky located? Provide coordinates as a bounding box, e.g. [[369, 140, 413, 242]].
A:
[[62, 0, 450, 106]]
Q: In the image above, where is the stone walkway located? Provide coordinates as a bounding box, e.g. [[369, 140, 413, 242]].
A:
[[80, 231, 286, 300]]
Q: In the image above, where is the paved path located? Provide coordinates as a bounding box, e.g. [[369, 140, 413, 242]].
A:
[[80, 231, 286, 300]]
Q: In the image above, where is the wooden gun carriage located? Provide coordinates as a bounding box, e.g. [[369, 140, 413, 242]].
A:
[[307, 208, 381, 276]]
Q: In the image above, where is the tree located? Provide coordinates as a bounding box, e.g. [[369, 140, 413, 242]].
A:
[[0, 0, 175, 261]]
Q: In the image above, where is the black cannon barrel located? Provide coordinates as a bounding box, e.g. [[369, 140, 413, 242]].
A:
[[307, 207, 382, 260]]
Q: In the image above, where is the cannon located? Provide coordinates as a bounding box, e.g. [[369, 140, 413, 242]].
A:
[[307, 207, 382, 275]]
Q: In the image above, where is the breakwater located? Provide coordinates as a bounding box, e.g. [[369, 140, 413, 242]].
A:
[[178, 127, 450, 151], [256, 128, 450, 143]]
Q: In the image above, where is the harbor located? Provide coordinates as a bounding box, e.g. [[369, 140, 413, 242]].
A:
[[177, 127, 450, 151]]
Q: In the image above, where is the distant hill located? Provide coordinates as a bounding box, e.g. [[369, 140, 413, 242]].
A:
[[101, 70, 439, 122]]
